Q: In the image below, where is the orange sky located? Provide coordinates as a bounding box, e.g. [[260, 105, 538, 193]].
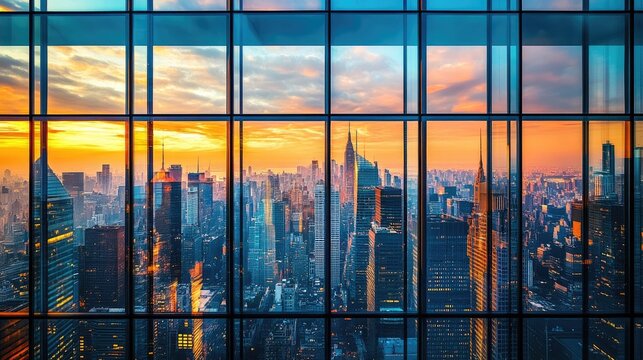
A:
[[2, 120, 634, 179]]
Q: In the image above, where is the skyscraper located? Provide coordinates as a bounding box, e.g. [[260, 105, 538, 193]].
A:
[[313, 182, 340, 288], [153, 148, 182, 311], [34, 160, 77, 359], [80, 225, 126, 311], [468, 136, 488, 359], [349, 152, 379, 311]]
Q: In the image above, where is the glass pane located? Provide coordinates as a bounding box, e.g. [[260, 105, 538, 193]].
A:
[[143, 120, 228, 313], [426, 318, 487, 359], [522, 0, 582, 10], [522, 121, 583, 312], [243, 318, 324, 358], [637, 122, 643, 312], [426, 121, 487, 313], [34, 15, 128, 115], [235, 0, 325, 10], [0, 0, 28, 11], [524, 318, 583, 359], [637, 15, 643, 113], [35, 0, 126, 11], [0, 320, 29, 359], [41, 319, 127, 359], [0, 15, 28, 114], [588, 121, 627, 313], [42, 120, 126, 313], [333, 318, 409, 358], [332, 0, 416, 10], [134, 0, 227, 10], [331, 14, 417, 114], [426, 0, 487, 10], [135, 319, 227, 359], [240, 121, 325, 313], [331, 120, 412, 313], [588, 15, 627, 114], [234, 14, 326, 114], [522, 14, 583, 114], [589, 0, 625, 10], [492, 120, 519, 313], [134, 14, 229, 115], [589, 318, 627, 359], [0, 120, 29, 313]]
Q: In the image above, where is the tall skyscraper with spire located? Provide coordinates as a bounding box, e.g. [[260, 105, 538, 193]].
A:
[[152, 141, 182, 311], [343, 123, 355, 204], [468, 132, 488, 359]]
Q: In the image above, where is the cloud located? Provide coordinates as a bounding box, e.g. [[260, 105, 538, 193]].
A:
[[522, 46, 582, 113], [426, 46, 487, 113], [135, 46, 227, 114], [36, 46, 126, 114], [522, 0, 582, 10], [331, 46, 404, 114], [0, 0, 27, 11], [242, 46, 325, 114], [154, 0, 226, 10], [0, 47, 29, 114], [241, 0, 323, 10]]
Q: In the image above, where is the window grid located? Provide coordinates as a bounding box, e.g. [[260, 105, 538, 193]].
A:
[[0, 0, 640, 359]]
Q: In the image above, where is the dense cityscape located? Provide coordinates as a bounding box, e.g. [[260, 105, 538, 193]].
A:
[[0, 121, 637, 359]]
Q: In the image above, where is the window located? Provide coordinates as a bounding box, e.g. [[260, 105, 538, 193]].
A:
[[0, 4, 640, 360]]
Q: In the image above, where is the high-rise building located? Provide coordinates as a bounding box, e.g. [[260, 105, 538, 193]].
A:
[[468, 138, 488, 359], [313, 183, 340, 288], [366, 226, 403, 311], [343, 125, 355, 205], [79, 225, 126, 311], [96, 164, 112, 195], [34, 160, 77, 359], [374, 186, 402, 232], [153, 149, 182, 311], [349, 152, 379, 311]]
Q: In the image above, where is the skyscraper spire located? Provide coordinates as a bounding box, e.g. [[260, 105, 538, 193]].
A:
[[479, 129, 483, 169], [162, 139, 166, 170]]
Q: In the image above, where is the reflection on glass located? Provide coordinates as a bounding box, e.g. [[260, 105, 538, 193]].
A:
[[588, 121, 627, 313], [637, 122, 643, 312], [235, 15, 326, 114], [522, 0, 582, 10], [426, 121, 488, 315], [35, 0, 126, 11], [524, 318, 582, 359], [134, 0, 227, 10], [135, 319, 226, 359], [333, 318, 411, 358], [134, 15, 229, 114], [522, 121, 583, 312], [332, 0, 415, 10], [426, 318, 487, 359], [426, 0, 487, 10], [240, 121, 325, 313], [39, 121, 126, 314], [36, 320, 128, 359], [0, 15, 28, 114], [331, 121, 410, 313], [144, 121, 227, 313], [589, 318, 627, 359], [0, 0, 28, 11], [34, 15, 128, 115], [236, 0, 324, 10], [0, 121, 29, 313], [522, 15, 582, 114], [242, 318, 323, 358], [0, 320, 28, 359], [331, 14, 417, 114]]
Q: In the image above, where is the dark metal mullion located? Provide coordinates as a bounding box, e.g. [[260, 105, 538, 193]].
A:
[[417, 5, 426, 359], [517, 0, 524, 355], [238, 119, 244, 360], [485, 9, 494, 359], [126, 0, 135, 358], [582, 5, 591, 356], [325, 2, 332, 357], [226, 1, 234, 359], [627, 3, 636, 359], [27, 0, 35, 357], [38, 7, 49, 357]]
